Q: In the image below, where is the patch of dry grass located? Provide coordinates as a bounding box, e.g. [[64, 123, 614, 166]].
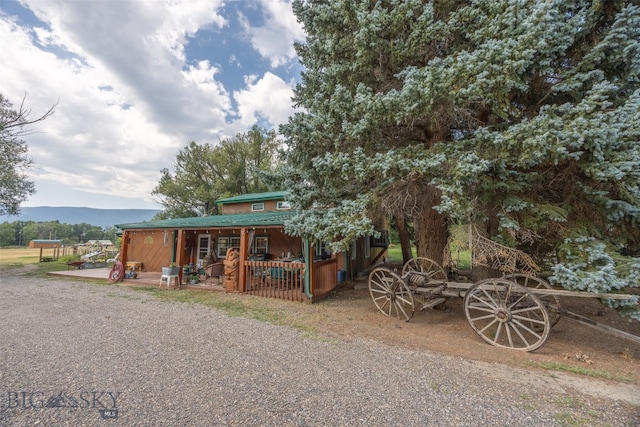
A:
[[0, 247, 43, 265]]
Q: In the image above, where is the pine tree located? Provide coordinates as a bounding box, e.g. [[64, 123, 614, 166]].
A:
[[281, 0, 639, 318]]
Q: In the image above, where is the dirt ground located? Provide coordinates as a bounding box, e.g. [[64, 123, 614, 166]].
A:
[[302, 278, 640, 388]]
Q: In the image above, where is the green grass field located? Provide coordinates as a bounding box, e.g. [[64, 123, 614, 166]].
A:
[[385, 243, 471, 269], [385, 243, 415, 262]]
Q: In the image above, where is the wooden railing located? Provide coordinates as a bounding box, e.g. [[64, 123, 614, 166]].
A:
[[244, 261, 306, 302], [311, 258, 337, 301], [370, 230, 389, 247]]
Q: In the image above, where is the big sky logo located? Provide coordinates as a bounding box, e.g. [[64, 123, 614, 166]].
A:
[[5, 390, 121, 419]]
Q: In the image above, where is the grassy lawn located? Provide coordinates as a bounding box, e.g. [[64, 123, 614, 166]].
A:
[[385, 243, 412, 262], [385, 243, 471, 270]]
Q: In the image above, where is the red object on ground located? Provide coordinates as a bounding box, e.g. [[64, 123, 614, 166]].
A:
[[108, 261, 125, 283]]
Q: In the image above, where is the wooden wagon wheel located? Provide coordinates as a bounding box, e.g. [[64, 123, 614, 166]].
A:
[[504, 274, 561, 328], [464, 278, 551, 352], [401, 257, 448, 281], [368, 268, 415, 322]]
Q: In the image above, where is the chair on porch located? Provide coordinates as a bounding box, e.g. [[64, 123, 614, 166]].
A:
[[203, 262, 223, 285], [203, 253, 224, 285]]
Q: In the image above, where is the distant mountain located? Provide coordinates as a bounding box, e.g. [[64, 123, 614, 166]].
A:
[[0, 207, 161, 228]]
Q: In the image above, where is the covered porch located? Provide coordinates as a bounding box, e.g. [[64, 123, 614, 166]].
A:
[[117, 212, 338, 302]]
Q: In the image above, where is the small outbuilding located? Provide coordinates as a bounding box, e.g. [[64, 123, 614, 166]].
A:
[[28, 239, 63, 249]]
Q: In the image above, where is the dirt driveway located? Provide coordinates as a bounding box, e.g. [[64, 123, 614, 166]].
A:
[[292, 279, 640, 387]]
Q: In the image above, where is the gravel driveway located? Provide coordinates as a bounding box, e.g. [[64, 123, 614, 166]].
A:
[[1, 267, 638, 426]]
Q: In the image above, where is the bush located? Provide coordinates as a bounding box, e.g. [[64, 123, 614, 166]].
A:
[[59, 254, 81, 263]]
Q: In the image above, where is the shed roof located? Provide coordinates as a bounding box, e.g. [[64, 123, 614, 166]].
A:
[[215, 191, 287, 205], [30, 239, 63, 243], [116, 210, 296, 230]]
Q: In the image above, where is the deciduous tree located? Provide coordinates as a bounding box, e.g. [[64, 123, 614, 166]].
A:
[[0, 93, 54, 215], [152, 125, 281, 219]]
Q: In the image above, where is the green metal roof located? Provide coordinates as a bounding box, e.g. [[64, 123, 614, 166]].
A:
[[116, 210, 296, 230], [215, 191, 288, 205]]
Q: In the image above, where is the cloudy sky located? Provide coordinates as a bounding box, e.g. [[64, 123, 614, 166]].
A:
[[0, 0, 305, 210]]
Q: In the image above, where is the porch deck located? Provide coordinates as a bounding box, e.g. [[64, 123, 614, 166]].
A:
[[47, 256, 338, 302], [47, 268, 226, 292]]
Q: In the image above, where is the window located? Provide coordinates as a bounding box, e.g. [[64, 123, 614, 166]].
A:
[[217, 236, 240, 258], [315, 240, 332, 259], [251, 203, 265, 212], [364, 236, 370, 258], [253, 236, 269, 254], [351, 240, 357, 260], [216, 235, 269, 257], [276, 201, 291, 210]]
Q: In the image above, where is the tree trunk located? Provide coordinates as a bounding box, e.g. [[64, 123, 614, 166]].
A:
[[413, 189, 449, 266], [395, 212, 413, 264]]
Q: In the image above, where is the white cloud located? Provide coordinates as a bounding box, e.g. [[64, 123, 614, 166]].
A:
[[234, 72, 296, 128], [241, 0, 305, 67], [0, 0, 303, 208]]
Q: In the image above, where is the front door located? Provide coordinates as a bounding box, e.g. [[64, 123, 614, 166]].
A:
[[196, 234, 212, 267]]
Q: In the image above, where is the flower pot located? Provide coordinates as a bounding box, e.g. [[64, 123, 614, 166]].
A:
[[162, 266, 180, 276]]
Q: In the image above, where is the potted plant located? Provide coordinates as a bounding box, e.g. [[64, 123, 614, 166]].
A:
[[188, 272, 199, 284], [162, 262, 180, 276]]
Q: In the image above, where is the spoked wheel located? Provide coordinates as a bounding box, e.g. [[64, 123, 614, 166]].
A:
[[464, 278, 551, 352], [369, 268, 415, 322], [504, 274, 561, 328], [401, 257, 448, 281]]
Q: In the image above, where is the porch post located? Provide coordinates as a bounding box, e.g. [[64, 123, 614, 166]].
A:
[[176, 229, 186, 283], [238, 228, 248, 292], [171, 230, 177, 263], [304, 238, 313, 300], [120, 230, 129, 265]]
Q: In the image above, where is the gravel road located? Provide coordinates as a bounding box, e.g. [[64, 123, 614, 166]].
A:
[[1, 267, 638, 426]]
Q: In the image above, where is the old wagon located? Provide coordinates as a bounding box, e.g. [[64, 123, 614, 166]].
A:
[[369, 258, 639, 352]]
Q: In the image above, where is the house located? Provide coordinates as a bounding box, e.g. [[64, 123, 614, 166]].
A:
[[116, 191, 388, 302]]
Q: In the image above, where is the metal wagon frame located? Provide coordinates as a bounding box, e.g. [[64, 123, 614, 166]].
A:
[[368, 258, 639, 352]]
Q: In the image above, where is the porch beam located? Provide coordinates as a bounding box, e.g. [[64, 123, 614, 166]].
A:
[[371, 248, 386, 265], [238, 228, 249, 292]]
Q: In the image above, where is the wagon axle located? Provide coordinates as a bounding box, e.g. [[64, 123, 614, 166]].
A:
[[494, 308, 511, 323]]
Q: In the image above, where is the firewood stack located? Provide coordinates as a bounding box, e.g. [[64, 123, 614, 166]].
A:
[[223, 248, 240, 292]]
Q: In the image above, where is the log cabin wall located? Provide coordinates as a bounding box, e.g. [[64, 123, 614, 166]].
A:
[[266, 231, 302, 259], [125, 230, 173, 272], [221, 200, 288, 214], [345, 236, 388, 278], [211, 228, 302, 259]]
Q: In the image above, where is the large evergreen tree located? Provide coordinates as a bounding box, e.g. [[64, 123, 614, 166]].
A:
[[281, 1, 639, 317]]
